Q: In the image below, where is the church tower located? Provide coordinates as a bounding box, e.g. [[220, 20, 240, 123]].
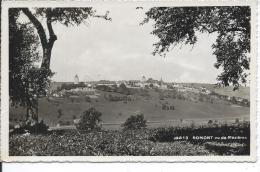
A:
[[141, 75, 146, 83], [74, 74, 79, 84]]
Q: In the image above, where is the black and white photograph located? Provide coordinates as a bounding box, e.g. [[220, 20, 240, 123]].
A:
[[0, 0, 257, 162]]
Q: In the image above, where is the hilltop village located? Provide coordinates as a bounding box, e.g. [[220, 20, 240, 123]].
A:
[[51, 74, 212, 97]]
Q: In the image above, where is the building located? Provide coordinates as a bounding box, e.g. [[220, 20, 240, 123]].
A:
[[141, 75, 146, 83], [159, 77, 167, 89], [74, 74, 79, 84]]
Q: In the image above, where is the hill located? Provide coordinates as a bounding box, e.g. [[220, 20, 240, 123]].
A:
[[10, 85, 250, 129], [180, 83, 249, 99]]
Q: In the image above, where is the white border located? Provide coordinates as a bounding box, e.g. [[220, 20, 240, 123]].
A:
[[1, 0, 258, 162]]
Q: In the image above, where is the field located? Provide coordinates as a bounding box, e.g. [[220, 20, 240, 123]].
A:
[[10, 83, 250, 129]]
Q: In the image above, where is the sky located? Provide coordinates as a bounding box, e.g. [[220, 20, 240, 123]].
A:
[[48, 6, 221, 83]]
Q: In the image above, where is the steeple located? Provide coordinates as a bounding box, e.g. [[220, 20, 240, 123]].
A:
[[74, 74, 79, 84], [160, 77, 163, 85]]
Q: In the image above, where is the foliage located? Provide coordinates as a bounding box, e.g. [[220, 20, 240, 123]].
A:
[[122, 113, 147, 130], [11, 120, 49, 134], [9, 129, 210, 156], [57, 108, 63, 118], [204, 142, 249, 155], [142, 7, 250, 89], [9, 7, 110, 121], [19, 7, 111, 69], [105, 94, 128, 102], [9, 9, 53, 120], [162, 103, 175, 110], [85, 96, 91, 102], [149, 122, 250, 144], [59, 82, 86, 91], [95, 85, 114, 92], [35, 8, 96, 27], [210, 91, 250, 107], [116, 83, 131, 95], [9, 122, 249, 156], [76, 107, 102, 131]]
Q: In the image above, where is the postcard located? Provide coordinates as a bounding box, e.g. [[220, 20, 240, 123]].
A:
[[0, 0, 257, 162]]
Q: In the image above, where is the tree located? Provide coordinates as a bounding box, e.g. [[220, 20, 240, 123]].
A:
[[76, 107, 102, 131], [10, 8, 110, 121], [20, 8, 111, 70], [142, 7, 250, 90], [117, 83, 128, 94], [9, 9, 53, 121], [122, 113, 147, 130]]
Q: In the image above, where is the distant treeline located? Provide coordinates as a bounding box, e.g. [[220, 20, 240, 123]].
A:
[[96, 83, 132, 95], [56, 82, 86, 91]]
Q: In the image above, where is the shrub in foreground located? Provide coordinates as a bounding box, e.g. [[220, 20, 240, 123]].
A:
[[122, 113, 147, 130], [11, 120, 49, 134], [9, 122, 250, 156], [76, 107, 102, 131], [9, 129, 213, 156]]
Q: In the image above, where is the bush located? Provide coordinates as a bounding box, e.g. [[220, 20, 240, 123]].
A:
[[162, 104, 169, 110], [9, 129, 214, 156], [9, 123, 250, 156], [65, 121, 71, 125], [159, 93, 164, 100], [76, 107, 102, 131], [57, 108, 63, 118], [85, 96, 91, 102], [122, 113, 147, 130], [117, 83, 131, 95], [12, 120, 49, 134]]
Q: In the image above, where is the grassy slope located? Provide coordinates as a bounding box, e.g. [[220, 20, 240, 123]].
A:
[[181, 83, 250, 99], [10, 88, 250, 128]]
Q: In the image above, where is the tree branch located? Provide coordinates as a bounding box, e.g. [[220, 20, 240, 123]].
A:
[[93, 11, 112, 21], [46, 16, 57, 45], [21, 8, 48, 48]]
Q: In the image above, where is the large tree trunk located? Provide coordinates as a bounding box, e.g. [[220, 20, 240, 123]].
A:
[[26, 106, 38, 122], [26, 98, 39, 122], [22, 8, 57, 122], [22, 8, 57, 70], [42, 47, 53, 69]]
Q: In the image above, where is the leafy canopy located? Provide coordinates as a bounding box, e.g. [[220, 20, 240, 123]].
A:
[[9, 9, 53, 109], [142, 6, 250, 90], [9, 7, 110, 120], [35, 8, 111, 27]]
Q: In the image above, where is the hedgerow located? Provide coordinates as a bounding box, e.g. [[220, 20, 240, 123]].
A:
[[9, 122, 249, 156]]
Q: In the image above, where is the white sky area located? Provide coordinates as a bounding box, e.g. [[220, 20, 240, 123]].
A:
[[42, 6, 220, 83]]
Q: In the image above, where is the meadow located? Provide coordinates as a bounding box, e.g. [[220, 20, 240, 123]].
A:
[[10, 83, 250, 129]]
